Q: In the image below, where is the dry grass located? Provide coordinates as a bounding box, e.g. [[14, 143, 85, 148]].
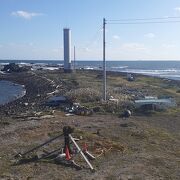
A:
[[65, 88, 101, 103]]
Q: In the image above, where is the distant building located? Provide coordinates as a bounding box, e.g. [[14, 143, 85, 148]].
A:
[[63, 28, 72, 72]]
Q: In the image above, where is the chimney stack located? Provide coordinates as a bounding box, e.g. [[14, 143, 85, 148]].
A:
[[63, 28, 72, 72]]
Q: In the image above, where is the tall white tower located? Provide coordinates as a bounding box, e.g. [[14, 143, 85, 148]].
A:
[[63, 28, 71, 72]]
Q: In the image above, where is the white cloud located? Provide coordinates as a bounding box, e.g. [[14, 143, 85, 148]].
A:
[[144, 33, 155, 39], [174, 7, 180, 12], [113, 35, 120, 40], [121, 43, 147, 51], [11, 11, 44, 19], [162, 43, 176, 49]]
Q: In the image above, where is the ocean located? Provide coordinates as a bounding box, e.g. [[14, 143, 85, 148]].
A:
[[76, 61, 180, 81], [1, 60, 180, 80], [0, 60, 180, 105]]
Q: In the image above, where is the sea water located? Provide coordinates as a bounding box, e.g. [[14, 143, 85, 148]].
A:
[[0, 80, 26, 105], [1, 60, 180, 80], [75, 60, 180, 81]]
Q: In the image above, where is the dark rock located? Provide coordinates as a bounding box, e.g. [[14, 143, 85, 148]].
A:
[[119, 110, 132, 118], [2, 63, 30, 73]]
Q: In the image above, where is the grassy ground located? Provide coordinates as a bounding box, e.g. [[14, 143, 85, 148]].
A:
[[0, 69, 180, 179]]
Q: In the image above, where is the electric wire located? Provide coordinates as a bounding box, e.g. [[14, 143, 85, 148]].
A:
[[108, 16, 180, 22], [108, 20, 180, 25], [106, 16, 180, 25]]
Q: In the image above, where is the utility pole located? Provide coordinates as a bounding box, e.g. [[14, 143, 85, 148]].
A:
[[73, 46, 76, 72], [103, 18, 107, 101]]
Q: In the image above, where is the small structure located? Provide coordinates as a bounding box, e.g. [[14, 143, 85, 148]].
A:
[[135, 96, 176, 110], [127, 73, 135, 81]]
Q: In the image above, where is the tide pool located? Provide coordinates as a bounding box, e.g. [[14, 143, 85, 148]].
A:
[[0, 80, 26, 105]]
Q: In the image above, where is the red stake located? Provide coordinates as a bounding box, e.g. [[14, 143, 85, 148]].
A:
[[65, 145, 71, 160]]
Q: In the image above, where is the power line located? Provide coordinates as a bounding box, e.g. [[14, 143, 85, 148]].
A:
[[108, 16, 180, 22], [108, 20, 180, 25]]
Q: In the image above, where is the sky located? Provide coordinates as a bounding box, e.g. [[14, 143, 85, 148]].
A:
[[0, 0, 180, 61]]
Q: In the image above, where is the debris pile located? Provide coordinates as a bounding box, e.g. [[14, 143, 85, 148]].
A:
[[12, 110, 55, 121], [45, 96, 93, 116], [65, 104, 93, 116]]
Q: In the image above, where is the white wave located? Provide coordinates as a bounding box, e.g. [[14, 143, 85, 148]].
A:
[[111, 66, 128, 69], [42, 67, 59, 70], [57, 63, 63, 66], [0, 63, 9, 65], [120, 68, 180, 75], [116, 68, 180, 81], [83, 66, 97, 70], [18, 63, 32, 67], [32, 63, 48, 66], [84, 67, 94, 70], [159, 74, 180, 78]]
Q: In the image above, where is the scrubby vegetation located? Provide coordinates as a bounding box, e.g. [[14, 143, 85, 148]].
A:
[[33, 69, 180, 114], [65, 88, 101, 103]]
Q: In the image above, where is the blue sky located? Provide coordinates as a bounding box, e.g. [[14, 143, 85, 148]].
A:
[[0, 0, 180, 60]]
